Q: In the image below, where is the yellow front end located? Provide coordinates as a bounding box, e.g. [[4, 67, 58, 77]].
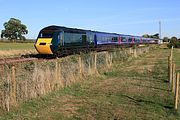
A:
[[35, 38, 53, 54]]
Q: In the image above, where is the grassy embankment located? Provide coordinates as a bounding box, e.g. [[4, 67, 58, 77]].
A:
[[0, 42, 37, 58], [0, 46, 180, 119]]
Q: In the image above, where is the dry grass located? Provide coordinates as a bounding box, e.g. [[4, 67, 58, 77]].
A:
[[0, 42, 36, 58], [0, 50, 37, 58], [1, 45, 179, 119]]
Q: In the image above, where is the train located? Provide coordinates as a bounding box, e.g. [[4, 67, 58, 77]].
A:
[[34, 25, 156, 56]]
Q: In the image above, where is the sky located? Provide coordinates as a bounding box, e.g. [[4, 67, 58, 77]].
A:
[[0, 0, 180, 39]]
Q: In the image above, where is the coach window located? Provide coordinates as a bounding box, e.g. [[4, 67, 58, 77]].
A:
[[112, 37, 114, 42], [136, 38, 140, 43], [115, 37, 118, 42], [121, 37, 126, 42], [128, 37, 132, 42], [134, 37, 137, 43]]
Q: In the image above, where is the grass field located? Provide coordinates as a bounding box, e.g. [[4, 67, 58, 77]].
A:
[[0, 46, 180, 119], [0, 42, 37, 57], [0, 42, 35, 50]]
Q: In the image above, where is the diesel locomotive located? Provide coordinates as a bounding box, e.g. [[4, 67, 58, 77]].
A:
[[34, 25, 155, 56]]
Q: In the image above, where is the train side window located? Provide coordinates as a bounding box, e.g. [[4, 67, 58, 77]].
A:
[[128, 37, 132, 42], [58, 32, 63, 45], [86, 32, 94, 44], [121, 37, 126, 42], [112, 37, 117, 42]]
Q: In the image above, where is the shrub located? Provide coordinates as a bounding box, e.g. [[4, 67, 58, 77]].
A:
[[167, 37, 180, 48]]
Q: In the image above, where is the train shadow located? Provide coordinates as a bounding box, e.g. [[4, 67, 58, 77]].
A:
[[21, 54, 57, 59], [21, 53, 78, 59]]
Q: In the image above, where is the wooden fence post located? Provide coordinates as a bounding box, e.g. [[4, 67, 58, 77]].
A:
[[88, 58, 92, 75], [170, 46, 173, 59], [172, 64, 176, 93], [5, 67, 10, 112], [134, 49, 137, 58], [105, 52, 110, 69], [55, 59, 59, 88], [58, 62, 63, 87], [129, 48, 132, 56], [168, 56, 170, 82], [109, 53, 113, 67], [169, 57, 172, 84], [175, 72, 179, 110], [94, 52, 97, 73], [11, 64, 16, 105], [79, 55, 83, 76]]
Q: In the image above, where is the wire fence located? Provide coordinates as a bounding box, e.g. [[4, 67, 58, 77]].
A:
[[0, 46, 150, 112]]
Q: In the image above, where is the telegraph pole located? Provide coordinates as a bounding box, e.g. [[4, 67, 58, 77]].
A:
[[159, 21, 161, 39]]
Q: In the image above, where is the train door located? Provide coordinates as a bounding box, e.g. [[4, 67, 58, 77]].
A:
[[118, 35, 121, 44], [140, 37, 142, 43], [58, 32, 63, 47], [132, 37, 134, 44], [61, 31, 64, 46], [50, 32, 61, 53], [121, 36, 127, 44], [82, 34, 87, 45], [94, 34, 97, 46], [86, 32, 94, 47]]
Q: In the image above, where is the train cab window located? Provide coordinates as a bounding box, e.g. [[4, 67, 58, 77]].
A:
[[39, 31, 54, 38]]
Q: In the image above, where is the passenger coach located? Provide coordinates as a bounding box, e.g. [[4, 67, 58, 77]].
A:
[[34, 26, 155, 55]]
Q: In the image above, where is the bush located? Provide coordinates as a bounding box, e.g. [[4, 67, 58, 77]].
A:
[[167, 37, 180, 48], [167, 42, 180, 48]]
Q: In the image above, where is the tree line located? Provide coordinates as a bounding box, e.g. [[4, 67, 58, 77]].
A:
[[143, 33, 180, 48], [142, 33, 160, 39]]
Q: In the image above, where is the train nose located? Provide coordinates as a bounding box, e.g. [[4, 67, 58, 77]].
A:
[[35, 38, 53, 54]]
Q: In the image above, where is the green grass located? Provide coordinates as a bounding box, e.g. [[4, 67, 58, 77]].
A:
[[173, 49, 180, 73], [0, 42, 35, 50], [0, 46, 180, 119]]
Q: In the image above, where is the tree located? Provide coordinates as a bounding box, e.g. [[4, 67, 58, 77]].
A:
[[152, 33, 159, 39], [142, 33, 159, 39], [167, 36, 180, 48], [1, 18, 28, 40], [170, 36, 178, 43], [142, 34, 150, 38], [163, 37, 169, 42]]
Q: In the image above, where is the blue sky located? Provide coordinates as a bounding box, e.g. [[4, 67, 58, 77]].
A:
[[0, 0, 180, 39]]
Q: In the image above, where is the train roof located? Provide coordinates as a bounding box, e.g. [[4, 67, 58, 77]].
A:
[[40, 25, 147, 38], [40, 25, 89, 33]]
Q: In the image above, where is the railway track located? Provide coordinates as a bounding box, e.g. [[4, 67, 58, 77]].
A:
[[0, 44, 152, 65], [0, 57, 38, 65], [0, 54, 59, 65]]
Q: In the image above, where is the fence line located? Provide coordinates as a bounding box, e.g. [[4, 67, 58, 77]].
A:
[[0, 46, 150, 112], [168, 46, 180, 110]]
